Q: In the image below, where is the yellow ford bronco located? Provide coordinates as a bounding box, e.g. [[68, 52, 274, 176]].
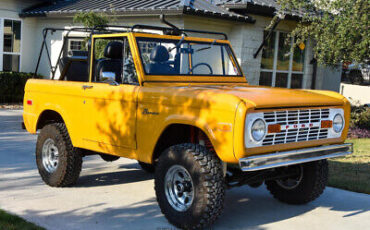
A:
[[23, 17, 352, 229]]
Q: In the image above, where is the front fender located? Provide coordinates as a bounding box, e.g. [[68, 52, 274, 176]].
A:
[[136, 108, 238, 164], [162, 114, 238, 163]]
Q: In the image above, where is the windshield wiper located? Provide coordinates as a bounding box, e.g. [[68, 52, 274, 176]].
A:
[[195, 47, 211, 52], [195, 39, 217, 53]]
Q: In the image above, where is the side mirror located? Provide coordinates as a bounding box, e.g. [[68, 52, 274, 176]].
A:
[[101, 72, 119, 85]]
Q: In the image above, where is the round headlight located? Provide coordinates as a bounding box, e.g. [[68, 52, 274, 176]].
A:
[[333, 114, 344, 133], [251, 119, 266, 142]]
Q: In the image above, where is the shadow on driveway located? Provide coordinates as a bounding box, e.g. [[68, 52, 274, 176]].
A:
[[77, 168, 154, 187]]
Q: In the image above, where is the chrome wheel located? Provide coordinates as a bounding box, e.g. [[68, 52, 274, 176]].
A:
[[164, 165, 194, 212], [276, 165, 303, 190], [42, 138, 59, 173]]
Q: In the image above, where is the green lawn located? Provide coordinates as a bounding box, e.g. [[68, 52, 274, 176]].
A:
[[0, 209, 45, 230], [328, 138, 370, 194]]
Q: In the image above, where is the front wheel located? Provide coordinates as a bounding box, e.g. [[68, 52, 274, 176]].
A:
[[36, 123, 82, 187], [265, 160, 328, 204], [155, 144, 225, 229]]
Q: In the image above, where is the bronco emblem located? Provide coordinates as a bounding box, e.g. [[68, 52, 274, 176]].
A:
[[142, 108, 159, 115]]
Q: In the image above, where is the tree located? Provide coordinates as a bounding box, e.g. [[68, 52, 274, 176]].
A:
[[73, 12, 110, 58], [73, 12, 109, 28], [273, 0, 369, 65]]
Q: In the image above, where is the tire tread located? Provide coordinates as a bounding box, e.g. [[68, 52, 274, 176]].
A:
[[155, 143, 225, 229], [36, 123, 82, 187], [266, 160, 328, 204]]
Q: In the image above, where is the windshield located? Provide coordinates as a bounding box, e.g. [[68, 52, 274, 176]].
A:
[[136, 37, 242, 76]]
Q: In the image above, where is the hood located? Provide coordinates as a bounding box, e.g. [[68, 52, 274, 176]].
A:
[[186, 85, 344, 108]]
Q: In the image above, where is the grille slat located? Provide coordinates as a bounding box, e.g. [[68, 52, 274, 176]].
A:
[[262, 108, 330, 146]]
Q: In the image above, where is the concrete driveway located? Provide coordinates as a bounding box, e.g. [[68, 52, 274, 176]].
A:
[[0, 109, 369, 230]]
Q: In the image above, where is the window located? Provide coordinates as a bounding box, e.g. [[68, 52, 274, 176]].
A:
[[63, 37, 86, 57], [93, 37, 138, 85], [69, 40, 84, 51], [137, 37, 242, 76], [260, 31, 305, 88], [1, 19, 21, 72]]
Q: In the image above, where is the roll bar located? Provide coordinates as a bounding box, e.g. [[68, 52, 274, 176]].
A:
[[34, 15, 228, 78]]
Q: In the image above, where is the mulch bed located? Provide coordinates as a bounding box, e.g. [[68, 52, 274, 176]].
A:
[[348, 127, 370, 138]]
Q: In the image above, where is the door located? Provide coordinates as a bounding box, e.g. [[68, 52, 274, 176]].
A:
[[82, 35, 140, 155]]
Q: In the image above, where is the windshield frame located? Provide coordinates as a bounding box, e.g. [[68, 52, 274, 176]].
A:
[[133, 33, 246, 83]]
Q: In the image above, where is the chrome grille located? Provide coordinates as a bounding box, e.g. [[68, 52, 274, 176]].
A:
[[262, 109, 330, 146]]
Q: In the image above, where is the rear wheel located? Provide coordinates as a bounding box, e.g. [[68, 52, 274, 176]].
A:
[[155, 144, 225, 229], [265, 160, 328, 204], [36, 123, 82, 187]]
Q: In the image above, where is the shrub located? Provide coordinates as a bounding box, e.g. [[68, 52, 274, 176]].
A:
[[350, 106, 370, 130], [0, 72, 41, 104]]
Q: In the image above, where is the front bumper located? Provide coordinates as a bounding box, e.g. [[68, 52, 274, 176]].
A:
[[239, 143, 353, 171]]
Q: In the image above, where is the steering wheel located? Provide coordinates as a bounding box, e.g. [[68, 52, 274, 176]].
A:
[[188, 63, 213, 75]]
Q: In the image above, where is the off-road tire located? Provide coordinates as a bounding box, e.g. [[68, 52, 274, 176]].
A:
[[100, 154, 120, 162], [265, 160, 328, 204], [155, 143, 225, 229], [36, 123, 82, 187], [138, 161, 155, 173]]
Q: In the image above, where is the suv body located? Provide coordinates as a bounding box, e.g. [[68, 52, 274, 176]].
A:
[[23, 25, 353, 229], [343, 62, 370, 85]]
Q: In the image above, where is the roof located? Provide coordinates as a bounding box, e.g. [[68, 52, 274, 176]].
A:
[[20, 0, 254, 23]]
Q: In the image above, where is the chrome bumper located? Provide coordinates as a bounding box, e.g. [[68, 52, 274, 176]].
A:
[[239, 143, 353, 171]]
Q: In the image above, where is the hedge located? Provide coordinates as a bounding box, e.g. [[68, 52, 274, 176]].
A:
[[0, 72, 41, 104], [350, 106, 370, 130]]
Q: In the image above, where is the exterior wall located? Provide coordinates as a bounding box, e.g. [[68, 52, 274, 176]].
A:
[[302, 39, 314, 88], [20, 17, 38, 73], [183, 16, 234, 37], [315, 65, 342, 92], [229, 23, 262, 85]]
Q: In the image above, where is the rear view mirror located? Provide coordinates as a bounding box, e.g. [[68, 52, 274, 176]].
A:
[[101, 72, 118, 85]]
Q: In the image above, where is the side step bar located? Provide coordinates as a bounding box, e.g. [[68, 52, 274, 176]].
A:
[[239, 143, 353, 171]]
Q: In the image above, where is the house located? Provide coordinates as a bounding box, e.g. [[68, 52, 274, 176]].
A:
[[0, 0, 342, 91]]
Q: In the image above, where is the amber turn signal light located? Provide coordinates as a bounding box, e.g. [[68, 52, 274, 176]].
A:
[[321, 120, 333, 128], [268, 124, 281, 133]]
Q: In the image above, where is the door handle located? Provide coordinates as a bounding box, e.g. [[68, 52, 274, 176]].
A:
[[82, 85, 93, 90]]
